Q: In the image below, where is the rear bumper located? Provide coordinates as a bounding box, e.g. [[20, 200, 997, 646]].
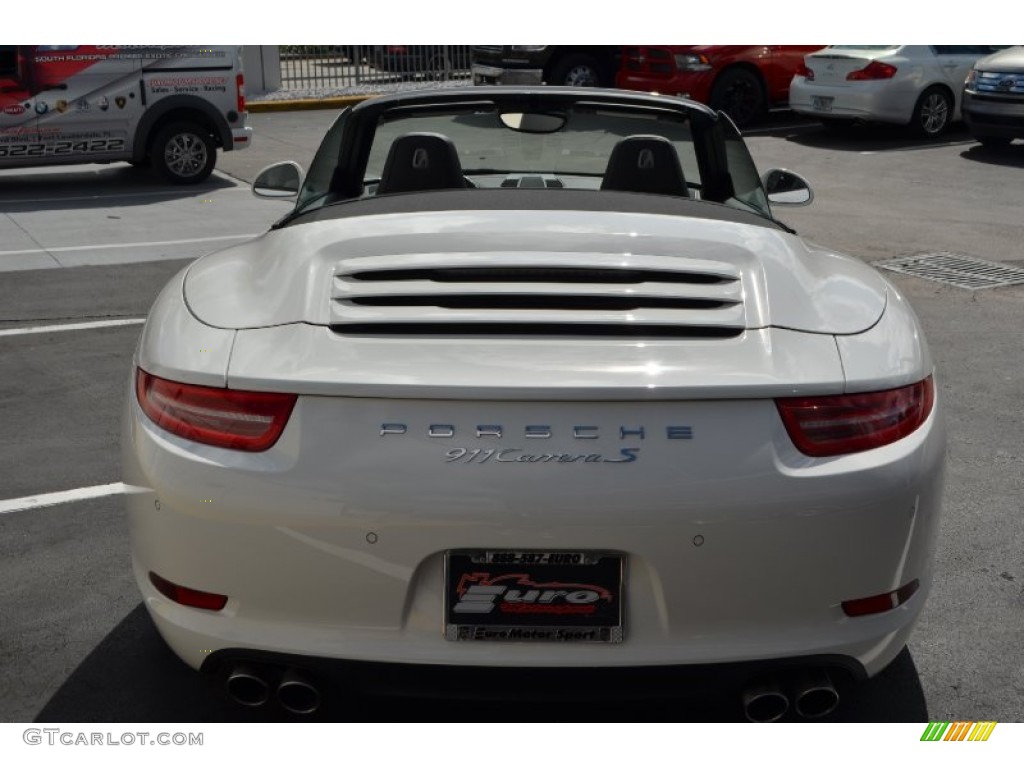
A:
[[790, 79, 916, 124], [229, 125, 253, 151], [125, 383, 946, 678]]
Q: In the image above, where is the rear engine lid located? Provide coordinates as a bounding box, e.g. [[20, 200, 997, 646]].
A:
[[184, 208, 886, 337]]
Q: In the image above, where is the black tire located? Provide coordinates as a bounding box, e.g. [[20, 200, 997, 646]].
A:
[[709, 68, 766, 128], [910, 86, 953, 138], [974, 133, 1012, 147], [548, 54, 604, 87], [151, 121, 216, 184]]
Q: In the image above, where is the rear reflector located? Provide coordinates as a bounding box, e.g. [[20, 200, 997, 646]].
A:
[[136, 368, 296, 452], [776, 377, 934, 457], [842, 580, 919, 617], [150, 571, 228, 611]]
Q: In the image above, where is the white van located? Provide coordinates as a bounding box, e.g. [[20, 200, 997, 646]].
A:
[[0, 45, 251, 183]]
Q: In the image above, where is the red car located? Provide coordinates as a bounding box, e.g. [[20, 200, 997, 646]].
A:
[[616, 45, 825, 126]]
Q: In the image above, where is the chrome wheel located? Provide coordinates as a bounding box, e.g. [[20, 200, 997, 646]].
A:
[[550, 54, 603, 88], [913, 88, 952, 137], [563, 64, 599, 87], [152, 121, 216, 184], [164, 132, 209, 178]]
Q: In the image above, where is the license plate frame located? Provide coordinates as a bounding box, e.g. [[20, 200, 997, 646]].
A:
[[444, 550, 624, 643], [811, 95, 835, 112]]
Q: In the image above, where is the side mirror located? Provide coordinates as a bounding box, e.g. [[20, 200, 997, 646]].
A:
[[762, 168, 813, 206], [253, 161, 304, 200]]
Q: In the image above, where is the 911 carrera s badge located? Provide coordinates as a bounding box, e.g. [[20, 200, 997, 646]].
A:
[[445, 552, 624, 642]]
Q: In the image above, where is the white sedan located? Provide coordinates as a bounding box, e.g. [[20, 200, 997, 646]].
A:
[[790, 45, 1001, 136], [123, 87, 946, 721]]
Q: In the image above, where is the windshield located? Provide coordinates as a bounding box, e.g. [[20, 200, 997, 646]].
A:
[[294, 91, 775, 221], [364, 108, 702, 187]]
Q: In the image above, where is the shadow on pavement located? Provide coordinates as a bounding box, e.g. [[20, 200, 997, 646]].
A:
[[36, 604, 929, 723], [781, 121, 976, 153], [0, 165, 236, 213], [959, 142, 1024, 168]]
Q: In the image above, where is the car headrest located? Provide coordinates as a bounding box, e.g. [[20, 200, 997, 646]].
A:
[[600, 135, 688, 198], [376, 132, 467, 195]]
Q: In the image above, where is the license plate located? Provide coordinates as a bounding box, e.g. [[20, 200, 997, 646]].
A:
[[444, 551, 624, 643], [811, 95, 834, 112]]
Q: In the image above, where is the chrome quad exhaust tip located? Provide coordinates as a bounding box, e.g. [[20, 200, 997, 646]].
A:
[[792, 668, 840, 719], [225, 664, 271, 708], [742, 677, 790, 722], [276, 668, 322, 715]]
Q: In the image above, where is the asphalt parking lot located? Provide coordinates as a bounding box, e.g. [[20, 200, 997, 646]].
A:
[[1, 107, 1022, 723]]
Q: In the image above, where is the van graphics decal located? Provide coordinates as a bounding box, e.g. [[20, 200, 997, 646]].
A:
[[114, 96, 126, 109], [0, 127, 127, 158], [2, 105, 25, 116], [149, 76, 228, 95], [55, 100, 69, 113], [1, 45, 229, 111]]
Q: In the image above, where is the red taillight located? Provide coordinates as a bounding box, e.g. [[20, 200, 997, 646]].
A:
[[842, 580, 919, 617], [236, 72, 246, 112], [846, 61, 898, 81], [135, 369, 296, 452], [776, 377, 934, 457], [150, 572, 228, 611], [796, 63, 815, 81]]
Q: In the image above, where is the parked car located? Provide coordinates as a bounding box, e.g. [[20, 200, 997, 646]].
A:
[[962, 46, 1024, 147], [615, 46, 826, 127], [125, 86, 946, 720], [790, 45, 1004, 137], [471, 46, 620, 87]]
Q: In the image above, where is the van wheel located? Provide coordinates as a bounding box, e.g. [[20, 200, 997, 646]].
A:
[[152, 122, 216, 184]]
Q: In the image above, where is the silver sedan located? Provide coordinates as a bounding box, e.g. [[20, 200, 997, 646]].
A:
[[790, 45, 1001, 136]]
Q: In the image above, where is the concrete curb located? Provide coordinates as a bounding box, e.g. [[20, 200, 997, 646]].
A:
[[248, 95, 375, 113]]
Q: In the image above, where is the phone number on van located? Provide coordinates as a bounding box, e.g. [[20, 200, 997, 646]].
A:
[[0, 138, 126, 158]]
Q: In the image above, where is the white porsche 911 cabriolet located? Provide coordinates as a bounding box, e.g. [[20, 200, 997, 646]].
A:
[[123, 87, 945, 720]]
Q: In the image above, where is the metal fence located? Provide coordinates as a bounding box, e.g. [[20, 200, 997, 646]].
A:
[[279, 46, 473, 91]]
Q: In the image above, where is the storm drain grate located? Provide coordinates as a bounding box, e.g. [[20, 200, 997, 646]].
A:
[[874, 252, 1024, 290]]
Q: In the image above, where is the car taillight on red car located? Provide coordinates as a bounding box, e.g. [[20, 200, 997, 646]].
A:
[[846, 61, 898, 81], [776, 377, 934, 457], [135, 369, 296, 452], [796, 63, 815, 81]]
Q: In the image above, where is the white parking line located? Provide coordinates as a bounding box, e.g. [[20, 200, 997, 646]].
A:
[[0, 233, 260, 258], [0, 318, 145, 337], [0, 482, 127, 515], [2, 188, 249, 206]]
